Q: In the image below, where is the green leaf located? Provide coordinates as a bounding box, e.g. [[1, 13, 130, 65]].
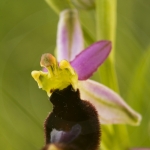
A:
[[127, 47, 150, 147], [95, 0, 119, 92]]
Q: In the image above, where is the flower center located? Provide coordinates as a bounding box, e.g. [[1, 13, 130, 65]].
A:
[[31, 53, 78, 96]]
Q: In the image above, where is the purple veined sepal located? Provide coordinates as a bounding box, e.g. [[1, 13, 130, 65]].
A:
[[78, 79, 142, 125], [71, 40, 112, 80], [57, 9, 84, 62]]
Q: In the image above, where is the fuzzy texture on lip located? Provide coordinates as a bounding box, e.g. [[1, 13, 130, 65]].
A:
[[44, 85, 100, 150]]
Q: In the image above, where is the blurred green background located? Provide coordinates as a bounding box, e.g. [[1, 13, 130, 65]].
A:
[[0, 0, 150, 149]]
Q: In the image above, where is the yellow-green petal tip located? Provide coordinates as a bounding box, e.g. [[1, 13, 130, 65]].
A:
[[31, 53, 78, 96]]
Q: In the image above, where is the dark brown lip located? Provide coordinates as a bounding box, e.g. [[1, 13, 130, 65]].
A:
[[43, 85, 101, 150]]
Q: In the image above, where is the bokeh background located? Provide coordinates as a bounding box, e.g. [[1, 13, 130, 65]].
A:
[[0, 0, 150, 149]]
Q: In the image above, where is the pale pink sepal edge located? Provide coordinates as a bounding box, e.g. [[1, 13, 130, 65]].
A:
[[78, 79, 142, 125]]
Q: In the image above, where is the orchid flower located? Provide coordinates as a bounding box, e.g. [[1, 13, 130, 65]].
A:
[[56, 9, 142, 126], [31, 9, 141, 126]]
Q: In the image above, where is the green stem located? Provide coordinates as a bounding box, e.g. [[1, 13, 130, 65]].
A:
[[96, 0, 116, 59], [96, 0, 118, 91], [96, 0, 129, 149], [45, 0, 73, 14]]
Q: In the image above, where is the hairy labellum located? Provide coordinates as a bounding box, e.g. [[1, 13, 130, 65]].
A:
[[43, 85, 100, 150]]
